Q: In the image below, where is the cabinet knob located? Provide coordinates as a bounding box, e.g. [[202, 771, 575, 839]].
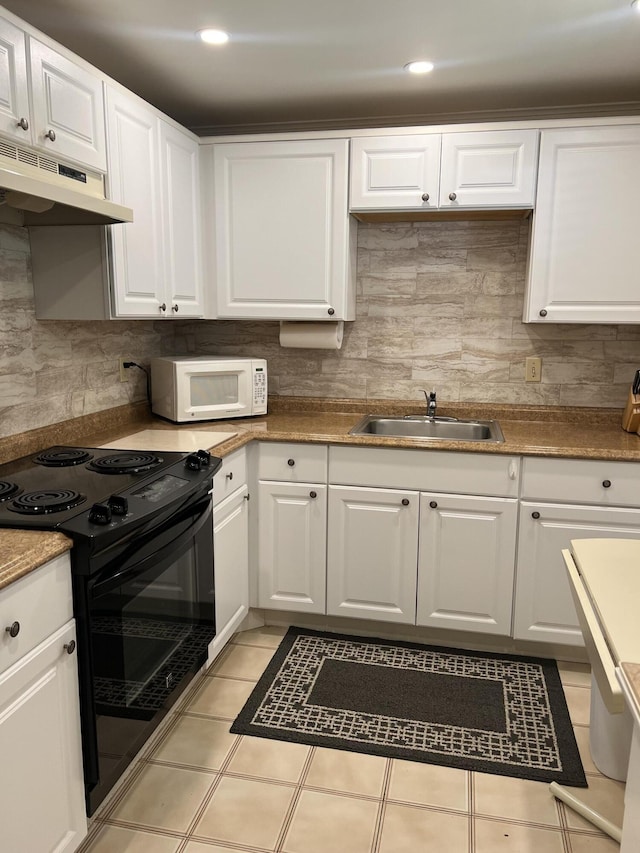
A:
[[328, 308, 335, 316], [63, 640, 76, 655], [532, 511, 541, 519], [17, 117, 29, 131], [539, 309, 548, 317], [310, 491, 317, 499], [159, 303, 167, 312], [44, 129, 56, 142], [287, 459, 295, 467], [602, 480, 612, 489], [5, 621, 20, 638], [225, 471, 233, 480], [448, 192, 457, 201], [421, 192, 430, 202], [401, 498, 410, 506], [244, 493, 250, 501], [172, 304, 179, 313], [429, 500, 438, 509]]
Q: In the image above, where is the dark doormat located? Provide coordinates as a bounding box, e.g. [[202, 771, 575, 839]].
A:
[[231, 627, 587, 787]]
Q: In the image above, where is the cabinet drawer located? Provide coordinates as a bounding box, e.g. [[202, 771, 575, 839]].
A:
[[1, 554, 73, 674], [258, 442, 328, 483], [329, 446, 519, 497], [213, 449, 247, 507], [522, 457, 640, 507]]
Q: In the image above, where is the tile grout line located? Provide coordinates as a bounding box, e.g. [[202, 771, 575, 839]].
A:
[[274, 744, 318, 852], [370, 757, 392, 853]]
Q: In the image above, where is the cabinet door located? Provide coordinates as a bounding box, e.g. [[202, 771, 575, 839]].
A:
[[212, 486, 250, 656], [106, 87, 165, 316], [29, 38, 106, 171], [0, 17, 31, 144], [513, 502, 640, 646], [417, 493, 517, 636], [327, 485, 418, 624], [0, 621, 86, 853], [349, 134, 441, 209], [524, 125, 640, 323], [159, 121, 204, 317], [258, 481, 327, 613], [214, 139, 354, 319], [439, 130, 538, 208]]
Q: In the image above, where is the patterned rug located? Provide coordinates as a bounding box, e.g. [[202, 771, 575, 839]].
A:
[[231, 627, 587, 786]]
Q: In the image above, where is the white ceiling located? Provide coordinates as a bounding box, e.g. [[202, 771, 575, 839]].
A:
[[3, 0, 640, 134]]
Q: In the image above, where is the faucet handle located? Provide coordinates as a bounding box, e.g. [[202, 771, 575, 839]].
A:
[[428, 389, 436, 400]]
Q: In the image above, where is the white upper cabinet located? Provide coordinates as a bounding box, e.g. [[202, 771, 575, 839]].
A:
[[439, 130, 538, 209], [107, 86, 205, 318], [106, 87, 165, 316], [214, 139, 355, 320], [0, 19, 107, 170], [524, 125, 640, 323], [349, 129, 538, 211], [0, 17, 30, 143], [29, 38, 107, 171], [350, 134, 442, 209], [159, 121, 204, 317]]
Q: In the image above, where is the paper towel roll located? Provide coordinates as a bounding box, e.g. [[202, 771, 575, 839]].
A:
[[279, 321, 344, 349]]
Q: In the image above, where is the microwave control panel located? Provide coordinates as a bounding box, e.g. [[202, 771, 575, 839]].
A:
[[252, 364, 268, 413]]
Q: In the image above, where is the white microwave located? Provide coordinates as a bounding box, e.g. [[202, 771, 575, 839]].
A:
[[150, 356, 267, 422]]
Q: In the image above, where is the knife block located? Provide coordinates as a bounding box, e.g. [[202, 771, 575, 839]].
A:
[[621, 390, 640, 432]]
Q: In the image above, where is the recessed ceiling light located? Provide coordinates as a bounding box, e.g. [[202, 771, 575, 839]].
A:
[[404, 60, 435, 75], [198, 28, 229, 45]]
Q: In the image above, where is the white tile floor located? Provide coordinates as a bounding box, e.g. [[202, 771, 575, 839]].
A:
[[77, 627, 624, 853]]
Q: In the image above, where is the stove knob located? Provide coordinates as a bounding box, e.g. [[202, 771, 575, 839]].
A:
[[196, 449, 211, 466], [88, 502, 112, 525], [185, 453, 203, 471], [108, 495, 129, 515]]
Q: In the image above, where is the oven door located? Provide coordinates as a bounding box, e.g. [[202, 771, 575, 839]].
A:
[[76, 492, 214, 815]]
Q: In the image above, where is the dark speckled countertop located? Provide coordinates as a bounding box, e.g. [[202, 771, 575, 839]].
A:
[[1, 396, 639, 588]]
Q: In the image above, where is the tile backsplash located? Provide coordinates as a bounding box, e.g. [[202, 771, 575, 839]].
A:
[[174, 219, 640, 408], [2, 218, 639, 439]]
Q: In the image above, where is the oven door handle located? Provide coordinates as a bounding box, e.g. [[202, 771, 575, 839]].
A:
[[90, 498, 211, 598]]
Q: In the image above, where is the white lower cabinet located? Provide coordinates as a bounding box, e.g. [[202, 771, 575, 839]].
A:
[[513, 502, 640, 647], [0, 554, 86, 853], [417, 493, 517, 636], [211, 485, 250, 657], [327, 485, 419, 623], [257, 481, 327, 614]]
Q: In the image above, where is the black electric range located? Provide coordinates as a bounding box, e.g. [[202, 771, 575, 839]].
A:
[[0, 445, 220, 560]]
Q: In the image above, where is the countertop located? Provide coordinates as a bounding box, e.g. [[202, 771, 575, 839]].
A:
[[1, 396, 640, 590]]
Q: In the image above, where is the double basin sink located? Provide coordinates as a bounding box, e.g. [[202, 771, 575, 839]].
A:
[[349, 414, 504, 443]]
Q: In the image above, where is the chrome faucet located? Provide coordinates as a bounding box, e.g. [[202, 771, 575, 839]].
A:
[[423, 389, 437, 418]]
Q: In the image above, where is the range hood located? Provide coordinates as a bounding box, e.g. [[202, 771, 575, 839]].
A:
[[0, 139, 133, 226]]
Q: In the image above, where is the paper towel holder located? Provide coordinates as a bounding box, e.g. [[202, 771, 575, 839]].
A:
[[279, 320, 344, 350]]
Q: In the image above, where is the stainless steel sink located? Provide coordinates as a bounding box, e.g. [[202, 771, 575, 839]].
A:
[[349, 415, 505, 443]]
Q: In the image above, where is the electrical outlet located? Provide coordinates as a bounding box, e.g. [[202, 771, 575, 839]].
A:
[[525, 356, 542, 383], [119, 358, 131, 382]]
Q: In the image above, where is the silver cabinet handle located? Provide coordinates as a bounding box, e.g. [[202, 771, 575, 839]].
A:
[[539, 309, 548, 317], [429, 501, 438, 509], [602, 480, 612, 488], [44, 129, 56, 142], [5, 621, 20, 638], [64, 640, 76, 655], [448, 192, 457, 201], [532, 511, 541, 519], [287, 459, 295, 467], [328, 308, 335, 316], [310, 491, 317, 499], [401, 498, 410, 506], [172, 304, 179, 313], [225, 472, 233, 480], [421, 193, 430, 202], [17, 117, 29, 131], [159, 303, 167, 313]]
